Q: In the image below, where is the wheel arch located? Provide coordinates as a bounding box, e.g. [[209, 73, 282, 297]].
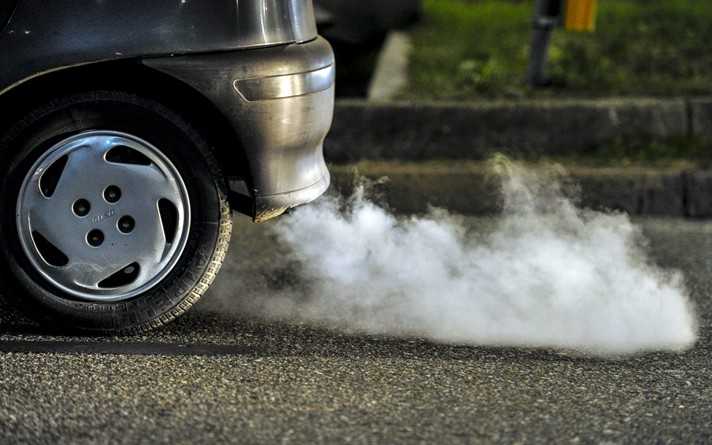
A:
[[0, 60, 251, 188]]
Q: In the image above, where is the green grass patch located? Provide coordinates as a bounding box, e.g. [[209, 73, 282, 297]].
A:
[[403, 0, 712, 100]]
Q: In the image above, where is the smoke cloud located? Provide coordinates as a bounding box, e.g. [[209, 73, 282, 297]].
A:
[[237, 158, 697, 356]]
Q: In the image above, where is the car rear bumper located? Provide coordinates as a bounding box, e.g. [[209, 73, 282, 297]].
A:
[[143, 37, 335, 222]]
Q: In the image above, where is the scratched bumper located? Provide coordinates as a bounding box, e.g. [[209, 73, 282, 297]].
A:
[[143, 37, 335, 221]]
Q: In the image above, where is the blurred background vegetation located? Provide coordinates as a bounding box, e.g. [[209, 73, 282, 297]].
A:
[[402, 0, 712, 100]]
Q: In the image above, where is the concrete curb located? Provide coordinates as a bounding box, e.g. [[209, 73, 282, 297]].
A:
[[325, 98, 712, 162], [329, 163, 712, 217], [367, 31, 412, 101]]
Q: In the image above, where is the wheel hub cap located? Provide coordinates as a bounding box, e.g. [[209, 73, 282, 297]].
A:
[[16, 131, 191, 302]]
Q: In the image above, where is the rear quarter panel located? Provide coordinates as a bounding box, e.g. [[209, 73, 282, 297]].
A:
[[0, 0, 17, 31], [0, 0, 317, 93]]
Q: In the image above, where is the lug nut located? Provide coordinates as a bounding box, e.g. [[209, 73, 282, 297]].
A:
[[87, 229, 104, 247], [104, 185, 122, 203], [73, 199, 91, 217], [118, 216, 135, 234]]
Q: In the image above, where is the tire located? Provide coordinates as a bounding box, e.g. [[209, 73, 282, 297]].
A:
[[0, 91, 232, 334]]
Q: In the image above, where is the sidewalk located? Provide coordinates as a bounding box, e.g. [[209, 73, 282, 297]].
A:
[[322, 97, 712, 217]]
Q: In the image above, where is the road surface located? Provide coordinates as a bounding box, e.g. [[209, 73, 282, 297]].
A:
[[1, 217, 711, 444]]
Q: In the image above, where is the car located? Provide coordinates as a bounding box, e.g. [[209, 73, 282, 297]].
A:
[[0, 0, 335, 334], [314, 0, 421, 97], [315, 0, 421, 44]]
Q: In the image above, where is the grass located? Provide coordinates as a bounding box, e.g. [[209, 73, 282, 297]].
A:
[[403, 0, 712, 100]]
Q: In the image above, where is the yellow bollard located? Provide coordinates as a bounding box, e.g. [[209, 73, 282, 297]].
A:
[[564, 0, 598, 32]]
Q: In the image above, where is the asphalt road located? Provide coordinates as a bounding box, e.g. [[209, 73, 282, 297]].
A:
[[1, 216, 711, 444]]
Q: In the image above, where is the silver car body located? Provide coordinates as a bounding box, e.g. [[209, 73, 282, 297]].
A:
[[0, 0, 334, 221]]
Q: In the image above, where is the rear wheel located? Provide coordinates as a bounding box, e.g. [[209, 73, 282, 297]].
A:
[[0, 91, 232, 334]]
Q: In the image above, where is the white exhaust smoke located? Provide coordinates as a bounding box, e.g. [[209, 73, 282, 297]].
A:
[[247, 158, 698, 356]]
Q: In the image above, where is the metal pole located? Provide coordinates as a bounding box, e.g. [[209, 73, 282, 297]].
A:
[[527, 0, 562, 87]]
